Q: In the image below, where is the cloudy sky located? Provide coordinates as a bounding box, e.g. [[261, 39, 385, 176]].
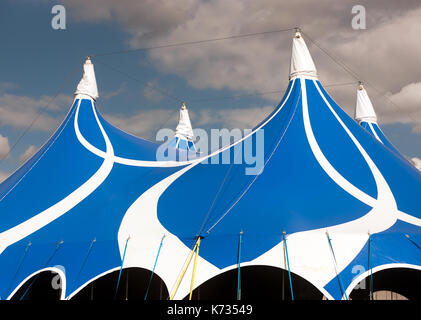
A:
[[0, 0, 421, 181]]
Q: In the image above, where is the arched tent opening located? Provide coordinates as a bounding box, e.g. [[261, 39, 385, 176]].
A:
[[71, 267, 168, 300], [10, 271, 62, 300], [186, 266, 324, 300], [350, 267, 421, 300]]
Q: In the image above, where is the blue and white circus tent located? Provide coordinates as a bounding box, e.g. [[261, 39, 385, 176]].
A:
[[0, 31, 421, 301]]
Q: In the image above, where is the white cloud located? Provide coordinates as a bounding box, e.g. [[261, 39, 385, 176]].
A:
[[63, 0, 199, 39], [331, 7, 421, 129], [60, 1, 421, 129], [0, 134, 10, 159], [143, 81, 165, 102], [19, 145, 37, 164], [384, 82, 421, 132], [103, 82, 127, 100], [60, 0, 354, 94], [103, 104, 275, 140], [0, 93, 72, 131], [192, 105, 275, 130], [103, 109, 175, 139]]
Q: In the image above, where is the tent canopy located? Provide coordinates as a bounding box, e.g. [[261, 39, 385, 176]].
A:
[[0, 31, 420, 300]]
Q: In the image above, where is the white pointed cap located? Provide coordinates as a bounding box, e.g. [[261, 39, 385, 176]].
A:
[[75, 57, 99, 100], [355, 83, 377, 123], [175, 102, 195, 141], [289, 30, 317, 80]]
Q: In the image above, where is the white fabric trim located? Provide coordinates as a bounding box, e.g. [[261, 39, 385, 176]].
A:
[[117, 163, 220, 300], [0, 99, 114, 256], [112, 81, 296, 300], [368, 122, 382, 142], [250, 78, 398, 295], [74, 82, 296, 167]]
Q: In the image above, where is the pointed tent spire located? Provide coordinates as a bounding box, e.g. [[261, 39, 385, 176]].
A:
[[74, 56, 99, 100], [355, 83, 377, 124], [175, 102, 195, 141], [355, 83, 406, 157], [289, 29, 318, 80], [167, 102, 196, 152]]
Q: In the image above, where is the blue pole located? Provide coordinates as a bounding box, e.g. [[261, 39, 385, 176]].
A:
[[114, 237, 129, 300], [144, 235, 165, 300], [283, 231, 294, 301], [73, 238, 96, 292], [326, 232, 348, 300]]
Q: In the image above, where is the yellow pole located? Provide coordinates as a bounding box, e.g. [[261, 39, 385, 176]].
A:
[[189, 237, 201, 300], [169, 240, 198, 300]]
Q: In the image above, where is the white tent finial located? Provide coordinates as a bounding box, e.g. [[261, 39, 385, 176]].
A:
[[289, 30, 317, 80], [74, 56, 99, 100], [355, 84, 377, 124], [175, 102, 194, 141], [167, 102, 196, 151]]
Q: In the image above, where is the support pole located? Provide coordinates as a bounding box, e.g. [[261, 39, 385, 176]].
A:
[[237, 230, 243, 300], [145, 235, 165, 300], [368, 232, 373, 301], [282, 265, 285, 301], [170, 239, 199, 300], [114, 236, 130, 300], [282, 231, 294, 301], [73, 238, 96, 292], [326, 232, 348, 300], [125, 269, 129, 300], [189, 236, 202, 300]]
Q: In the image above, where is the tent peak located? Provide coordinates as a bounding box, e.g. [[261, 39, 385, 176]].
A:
[[355, 84, 377, 124], [166, 101, 196, 151], [289, 30, 317, 80], [175, 102, 194, 141], [74, 56, 99, 100]]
